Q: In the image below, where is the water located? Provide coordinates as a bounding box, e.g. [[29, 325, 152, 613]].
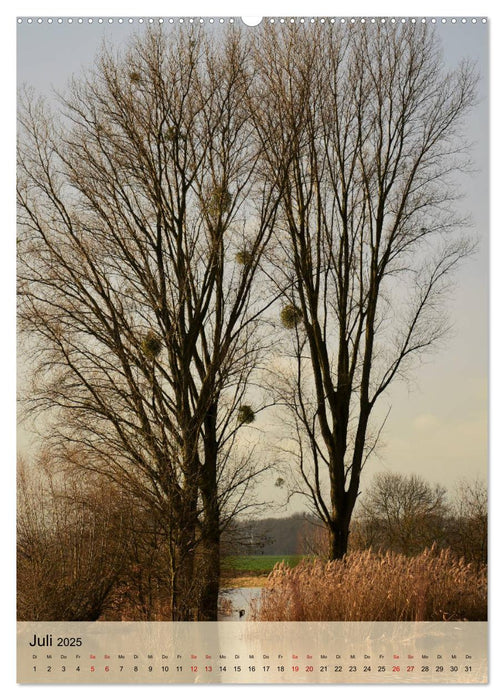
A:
[[218, 587, 262, 621]]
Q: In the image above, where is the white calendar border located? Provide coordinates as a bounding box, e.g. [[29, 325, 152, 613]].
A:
[[4, 1, 501, 698]]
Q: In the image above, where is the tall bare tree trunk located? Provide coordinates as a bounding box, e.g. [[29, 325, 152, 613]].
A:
[[197, 403, 220, 621], [252, 23, 476, 563], [328, 522, 350, 561], [198, 517, 220, 621]]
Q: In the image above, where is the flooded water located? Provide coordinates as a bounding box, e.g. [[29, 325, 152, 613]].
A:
[[218, 587, 263, 621]]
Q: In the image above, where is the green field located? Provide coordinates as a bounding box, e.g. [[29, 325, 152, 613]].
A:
[[221, 554, 305, 574]]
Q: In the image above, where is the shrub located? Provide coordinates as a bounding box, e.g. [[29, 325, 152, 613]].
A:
[[251, 547, 487, 622], [17, 460, 175, 622], [17, 468, 129, 621]]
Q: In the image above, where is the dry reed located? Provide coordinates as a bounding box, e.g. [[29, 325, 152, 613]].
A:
[[252, 547, 486, 622]]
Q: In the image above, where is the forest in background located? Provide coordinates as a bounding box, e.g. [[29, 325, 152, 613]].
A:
[[224, 473, 487, 564]]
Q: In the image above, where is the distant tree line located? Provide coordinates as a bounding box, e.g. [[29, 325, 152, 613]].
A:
[[221, 513, 311, 556], [222, 471, 487, 565]]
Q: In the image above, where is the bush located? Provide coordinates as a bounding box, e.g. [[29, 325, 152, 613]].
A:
[[17, 459, 174, 621], [252, 547, 486, 622], [17, 467, 128, 621]]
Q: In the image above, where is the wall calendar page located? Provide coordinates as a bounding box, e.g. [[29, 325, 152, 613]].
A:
[[16, 13, 488, 687]]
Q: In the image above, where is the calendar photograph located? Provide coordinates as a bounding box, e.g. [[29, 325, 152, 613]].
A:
[[16, 14, 488, 684]]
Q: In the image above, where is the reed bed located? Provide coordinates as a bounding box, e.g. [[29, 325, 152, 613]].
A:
[[251, 547, 486, 622]]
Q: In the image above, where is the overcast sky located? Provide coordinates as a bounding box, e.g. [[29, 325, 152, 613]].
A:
[[16, 17, 489, 510]]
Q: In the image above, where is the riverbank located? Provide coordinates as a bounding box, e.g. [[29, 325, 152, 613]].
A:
[[220, 573, 269, 588], [220, 554, 304, 589], [218, 587, 263, 621]]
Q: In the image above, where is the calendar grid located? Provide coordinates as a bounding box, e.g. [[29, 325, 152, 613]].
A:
[[18, 621, 487, 684]]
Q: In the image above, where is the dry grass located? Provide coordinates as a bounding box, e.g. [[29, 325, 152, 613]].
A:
[[220, 574, 270, 588], [218, 596, 234, 617], [252, 547, 486, 622]]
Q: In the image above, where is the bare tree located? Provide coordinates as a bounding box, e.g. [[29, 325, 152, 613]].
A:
[[252, 22, 478, 558], [17, 27, 281, 620], [352, 472, 448, 555], [449, 477, 487, 565]]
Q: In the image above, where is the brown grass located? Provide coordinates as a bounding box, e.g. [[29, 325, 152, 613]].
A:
[[251, 547, 487, 622], [220, 574, 269, 588], [218, 596, 234, 617]]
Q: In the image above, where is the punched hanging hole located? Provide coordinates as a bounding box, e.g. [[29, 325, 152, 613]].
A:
[[241, 17, 263, 26]]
